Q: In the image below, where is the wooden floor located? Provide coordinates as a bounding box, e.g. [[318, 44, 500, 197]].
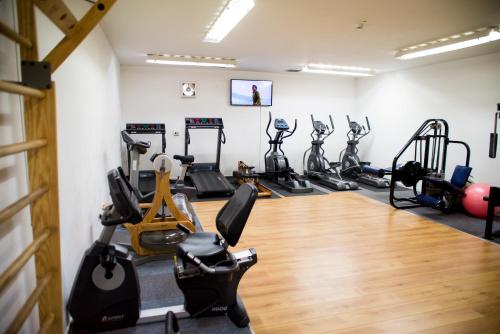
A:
[[192, 192, 500, 334]]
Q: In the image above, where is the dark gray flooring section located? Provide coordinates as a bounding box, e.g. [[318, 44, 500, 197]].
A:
[[356, 182, 407, 192], [306, 178, 361, 192], [259, 179, 327, 197], [359, 188, 500, 244]]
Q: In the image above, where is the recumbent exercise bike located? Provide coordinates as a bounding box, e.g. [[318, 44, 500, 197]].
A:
[[67, 165, 258, 332]]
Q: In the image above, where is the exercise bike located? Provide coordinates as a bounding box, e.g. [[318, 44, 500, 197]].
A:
[[121, 130, 154, 202], [67, 166, 258, 332], [264, 111, 313, 193], [303, 114, 358, 191], [121, 124, 167, 200], [339, 115, 390, 188]]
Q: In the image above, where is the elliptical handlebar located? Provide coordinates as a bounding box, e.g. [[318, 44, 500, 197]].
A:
[[266, 111, 273, 141], [282, 119, 297, 140], [365, 116, 371, 132], [346, 114, 371, 141], [329, 115, 335, 133], [309, 114, 336, 140]]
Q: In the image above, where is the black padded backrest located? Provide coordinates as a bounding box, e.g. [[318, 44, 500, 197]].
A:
[[106, 168, 142, 224], [216, 183, 258, 246]]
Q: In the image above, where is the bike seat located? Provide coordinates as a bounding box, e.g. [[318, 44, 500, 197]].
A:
[[173, 155, 194, 164], [176, 232, 227, 263]]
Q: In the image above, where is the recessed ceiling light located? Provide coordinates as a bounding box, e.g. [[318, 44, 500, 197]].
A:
[[396, 26, 500, 60], [204, 0, 255, 43], [146, 54, 237, 68], [302, 64, 375, 77]]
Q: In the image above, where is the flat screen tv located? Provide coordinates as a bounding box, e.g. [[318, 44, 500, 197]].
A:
[[230, 79, 273, 106]]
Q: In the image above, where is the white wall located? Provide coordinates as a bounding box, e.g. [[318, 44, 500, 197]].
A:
[[355, 52, 500, 185], [120, 66, 356, 177], [0, 1, 39, 332], [34, 0, 122, 325]]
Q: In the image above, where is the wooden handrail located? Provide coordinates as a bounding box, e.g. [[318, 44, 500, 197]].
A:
[[34, 0, 78, 36], [0, 230, 51, 295], [0, 80, 45, 98], [5, 273, 52, 334], [44, 0, 116, 73], [0, 20, 32, 48], [38, 313, 55, 334], [0, 139, 47, 158], [0, 187, 48, 224]]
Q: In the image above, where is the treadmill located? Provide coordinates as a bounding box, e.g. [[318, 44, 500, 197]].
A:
[[185, 117, 235, 196]]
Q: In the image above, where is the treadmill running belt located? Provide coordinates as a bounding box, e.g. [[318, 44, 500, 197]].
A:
[[190, 171, 234, 196]]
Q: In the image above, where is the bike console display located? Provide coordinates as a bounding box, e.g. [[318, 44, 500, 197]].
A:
[[185, 118, 224, 129], [274, 118, 289, 131], [126, 123, 165, 134]]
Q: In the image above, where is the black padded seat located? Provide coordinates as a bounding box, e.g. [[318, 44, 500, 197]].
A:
[[176, 184, 258, 264], [176, 232, 226, 263], [173, 155, 194, 164]]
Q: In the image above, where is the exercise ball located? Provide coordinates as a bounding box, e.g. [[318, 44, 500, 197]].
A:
[[462, 183, 491, 219]]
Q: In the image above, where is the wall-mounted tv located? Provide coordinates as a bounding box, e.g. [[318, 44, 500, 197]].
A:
[[230, 79, 273, 106]]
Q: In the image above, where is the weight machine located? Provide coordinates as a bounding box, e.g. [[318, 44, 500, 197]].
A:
[[390, 119, 471, 211]]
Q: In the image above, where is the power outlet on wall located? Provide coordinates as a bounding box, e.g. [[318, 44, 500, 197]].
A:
[[173, 130, 180, 136]]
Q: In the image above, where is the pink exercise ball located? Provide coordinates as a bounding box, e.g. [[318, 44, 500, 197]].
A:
[[462, 183, 491, 219]]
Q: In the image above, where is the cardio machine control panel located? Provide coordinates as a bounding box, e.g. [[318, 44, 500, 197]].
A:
[[126, 123, 165, 134], [274, 118, 289, 131], [185, 118, 224, 129], [313, 121, 326, 134]]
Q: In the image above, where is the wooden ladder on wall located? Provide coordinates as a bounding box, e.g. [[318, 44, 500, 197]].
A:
[[0, 1, 115, 332]]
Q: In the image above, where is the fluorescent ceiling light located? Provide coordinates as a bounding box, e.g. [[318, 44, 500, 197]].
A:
[[302, 64, 375, 77], [204, 0, 255, 43], [146, 54, 236, 68], [396, 26, 500, 60]]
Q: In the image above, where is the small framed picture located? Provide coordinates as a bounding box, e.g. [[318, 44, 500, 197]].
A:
[[181, 82, 196, 98]]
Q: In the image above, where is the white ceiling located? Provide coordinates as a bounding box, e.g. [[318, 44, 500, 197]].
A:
[[100, 0, 500, 73]]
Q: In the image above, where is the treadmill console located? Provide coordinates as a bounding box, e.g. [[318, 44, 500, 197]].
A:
[[185, 118, 224, 129], [313, 121, 326, 134], [274, 118, 289, 131], [126, 123, 165, 134]]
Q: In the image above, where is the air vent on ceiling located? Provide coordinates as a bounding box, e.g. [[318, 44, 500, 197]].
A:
[[286, 69, 301, 72]]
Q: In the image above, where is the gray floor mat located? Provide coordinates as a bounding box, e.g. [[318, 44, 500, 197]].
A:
[[359, 188, 500, 244], [259, 179, 327, 197]]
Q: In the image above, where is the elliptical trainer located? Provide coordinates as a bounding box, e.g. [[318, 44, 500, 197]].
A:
[[303, 114, 358, 191], [264, 111, 313, 193], [339, 115, 390, 188]]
